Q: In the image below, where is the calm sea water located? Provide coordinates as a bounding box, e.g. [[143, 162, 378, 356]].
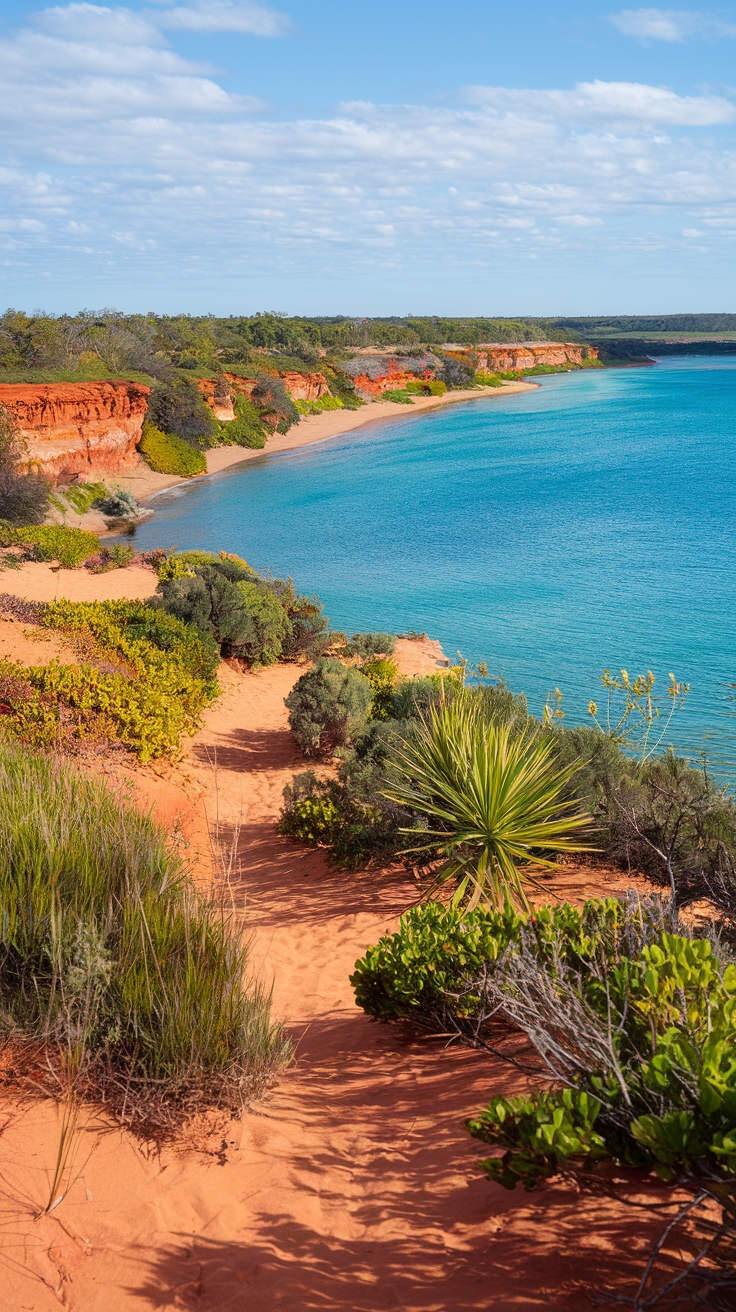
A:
[[128, 358, 736, 772]]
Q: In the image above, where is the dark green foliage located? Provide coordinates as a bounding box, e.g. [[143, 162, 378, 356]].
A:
[[233, 580, 291, 666], [278, 721, 417, 869], [155, 567, 253, 649], [251, 374, 299, 433], [346, 632, 397, 661], [93, 485, 139, 519], [0, 405, 50, 525], [146, 377, 219, 448], [437, 356, 474, 388], [0, 744, 288, 1128], [220, 394, 267, 449], [285, 658, 373, 758], [269, 578, 332, 661]]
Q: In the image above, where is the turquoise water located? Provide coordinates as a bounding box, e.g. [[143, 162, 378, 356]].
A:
[[128, 358, 736, 770]]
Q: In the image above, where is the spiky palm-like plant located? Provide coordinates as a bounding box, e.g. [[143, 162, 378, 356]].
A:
[[385, 701, 592, 909]]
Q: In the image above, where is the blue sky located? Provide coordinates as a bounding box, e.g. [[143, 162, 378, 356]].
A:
[[0, 0, 734, 314]]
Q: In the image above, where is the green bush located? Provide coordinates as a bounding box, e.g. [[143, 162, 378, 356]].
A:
[[428, 380, 447, 396], [382, 389, 414, 404], [138, 423, 206, 476], [219, 394, 267, 449], [233, 579, 292, 666], [0, 744, 289, 1130], [2, 524, 102, 568], [285, 657, 373, 758], [0, 599, 219, 761], [0, 405, 50, 525], [146, 376, 219, 447], [345, 632, 397, 661], [465, 926, 736, 1193], [474, 370, 503, 387], [86, 543, 136, 573]]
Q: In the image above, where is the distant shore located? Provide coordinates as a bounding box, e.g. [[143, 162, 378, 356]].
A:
[[91, 379, 536, 531]]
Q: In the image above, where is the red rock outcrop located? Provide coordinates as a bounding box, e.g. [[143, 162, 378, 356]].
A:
[[0, 381, 151, 483], [352, 359, 429, 396], [195, 377, 234, 421], [280, 371, 330, 402], [475, 342, 598, 371]]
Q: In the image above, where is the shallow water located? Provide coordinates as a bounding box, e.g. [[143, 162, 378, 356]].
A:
[[129, 358, 736, 772]]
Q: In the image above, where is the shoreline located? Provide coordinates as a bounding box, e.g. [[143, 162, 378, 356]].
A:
[[98, 380, 536, 528]]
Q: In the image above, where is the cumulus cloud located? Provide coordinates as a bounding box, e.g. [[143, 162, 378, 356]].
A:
[[0, 4, 735, 291], [608, 7, 736, 42]]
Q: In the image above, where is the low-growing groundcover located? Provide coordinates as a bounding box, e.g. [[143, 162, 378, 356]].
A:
[[354, 894, 736, 1305], [0, 596, 219, 760], [0, 745, 289, 1133]]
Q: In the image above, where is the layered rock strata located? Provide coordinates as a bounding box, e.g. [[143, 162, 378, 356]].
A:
[[475, 342, 598, 370], [0, 381, 151, 483]]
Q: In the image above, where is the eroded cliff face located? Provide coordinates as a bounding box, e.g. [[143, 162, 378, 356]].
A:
[[279, 371, 330, 402], [0, 381, 151, 483], [475, 342, 598, 371]]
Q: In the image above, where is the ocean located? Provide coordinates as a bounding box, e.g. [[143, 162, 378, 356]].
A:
[[127, 357, 736, 773]]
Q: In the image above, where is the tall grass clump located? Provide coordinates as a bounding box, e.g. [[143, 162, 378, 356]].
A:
[[0, 745, 289, 1133]]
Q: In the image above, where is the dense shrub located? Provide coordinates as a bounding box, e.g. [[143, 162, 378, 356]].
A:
[[0, 405, 50, 524], [85, 543, 136, 572], [94, 484, 140, 519], [146, 376, 219, 447], [285, 657, 373, 758], [138, 423, 207, 476], [382, 389, 414, 404], [0, 745, 289, 1130], [0, 599, 219, 760], [345, 632, 397, 661], [278, 722, 412, 868], [220, 394, 267, 448], [437, 356, 474, 388], [0, 523, 101, 567], [233, 579, 292, 666], [251, 374, 299, 433]]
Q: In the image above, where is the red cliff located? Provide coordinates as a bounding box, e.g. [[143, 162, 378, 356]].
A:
[[475, 342, 598, 371], [0, 380, 151, 483]]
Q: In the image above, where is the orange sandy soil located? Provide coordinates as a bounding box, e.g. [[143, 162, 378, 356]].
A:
[[0, 637, 671, 1311]]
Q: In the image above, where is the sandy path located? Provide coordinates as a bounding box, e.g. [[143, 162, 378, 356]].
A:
[[0, 650, 666, 1310]]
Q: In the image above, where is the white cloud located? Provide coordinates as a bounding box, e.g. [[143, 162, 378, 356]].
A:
[[608, 7, 736, 42], [555, 214, 606, 226], [0, 5, 735, 290], [467, 80, 735, 127], [156, 2, 290, 35], [682, 226, 704, 235]]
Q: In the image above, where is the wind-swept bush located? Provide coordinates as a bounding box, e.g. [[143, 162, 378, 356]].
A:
[[220, 394, 267, 449], [285, 657, 373, 758], [0, 405, 49, 525], [145, 376, 219, 448], [0, 745, 289, 1132]]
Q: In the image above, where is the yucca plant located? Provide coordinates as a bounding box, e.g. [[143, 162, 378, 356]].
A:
[[385, 700, 592, 909]]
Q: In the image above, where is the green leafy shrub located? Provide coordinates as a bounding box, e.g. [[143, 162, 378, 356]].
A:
[[146, 376, 219, 447], [0, 405, 50, 525], [285, 657, 373, 758], [2, 524, 102, 568], [428, 380, 447, 396], [474, 370, 503, 387], [85, 543, 136, 573], [345, 632, 397, 661], [220, 394, 267, 448], [0, 744, 289, 1131], [382, 389, 414, 404], [138, 423, 207, 476], [0, 599, 218, 761], [362, 656, 399, 721], [351, 893, 674, 1032], [233, 579, 292, 666]]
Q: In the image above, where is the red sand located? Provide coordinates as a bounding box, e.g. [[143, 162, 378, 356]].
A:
[[0, 645, 669, 1310]]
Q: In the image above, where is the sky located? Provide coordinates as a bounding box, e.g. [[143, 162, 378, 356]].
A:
[[0, 0, 735, 314]]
